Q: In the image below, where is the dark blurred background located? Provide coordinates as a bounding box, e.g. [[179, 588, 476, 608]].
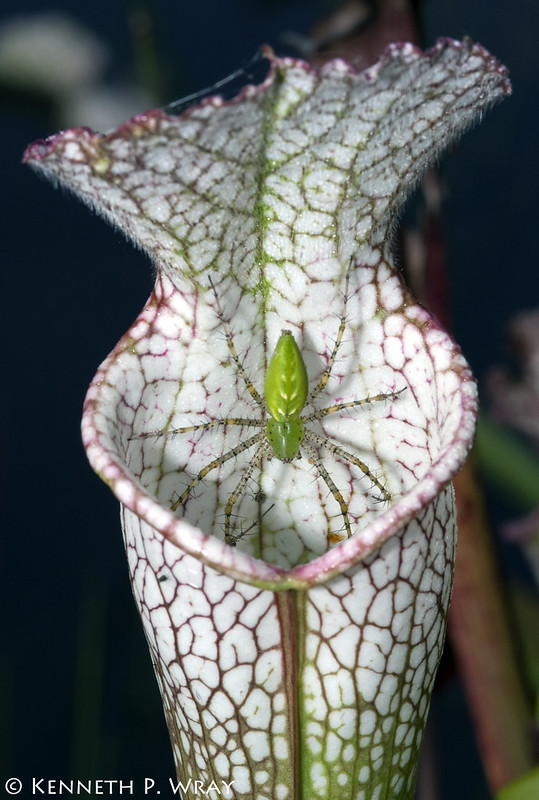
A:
[[1, 1, 537, 797]]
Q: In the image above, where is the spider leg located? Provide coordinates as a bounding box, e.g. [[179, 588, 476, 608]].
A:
[[129, 417, 266, 440], [224, 440, 271, 545], [306, 267, 351, 404], [303, 387, 406, 423], [229, 503, 276, 544], [208, 276, 264, 407], [301, 438, 352, 538], [131, 417, 264, 440], [304, 429, 391, 502], [171, 429, 266, 511]]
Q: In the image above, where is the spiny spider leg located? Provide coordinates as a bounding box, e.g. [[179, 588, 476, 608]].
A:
[[302, 438, 352, 538], [304, 429, 391, 502], [224, 441, 271, 545], [208, 275, 264, 407], [304, 387, 406, 423], [231, 502, 276, 543], [306, 268, 351, 404], [171, 429, 266, 511], [133, 417, 264, 440]]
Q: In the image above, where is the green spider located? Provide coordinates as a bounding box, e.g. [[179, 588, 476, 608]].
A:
[[139, 272, 404, 546]]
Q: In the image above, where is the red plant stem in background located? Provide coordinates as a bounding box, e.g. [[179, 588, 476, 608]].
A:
[[309, 0, 418, 69], [451, 461, 534, 789]]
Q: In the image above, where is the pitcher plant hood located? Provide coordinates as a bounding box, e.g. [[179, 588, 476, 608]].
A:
[[24, 38, 510, 799]]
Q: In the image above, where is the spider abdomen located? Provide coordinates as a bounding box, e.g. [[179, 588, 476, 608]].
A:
[[264, 331, 308, 421], [264, 330, 309, 461]]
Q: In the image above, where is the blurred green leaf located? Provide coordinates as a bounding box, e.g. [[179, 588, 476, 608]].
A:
[[496, 767, 539, 800], [476, 414, 539, 510]]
